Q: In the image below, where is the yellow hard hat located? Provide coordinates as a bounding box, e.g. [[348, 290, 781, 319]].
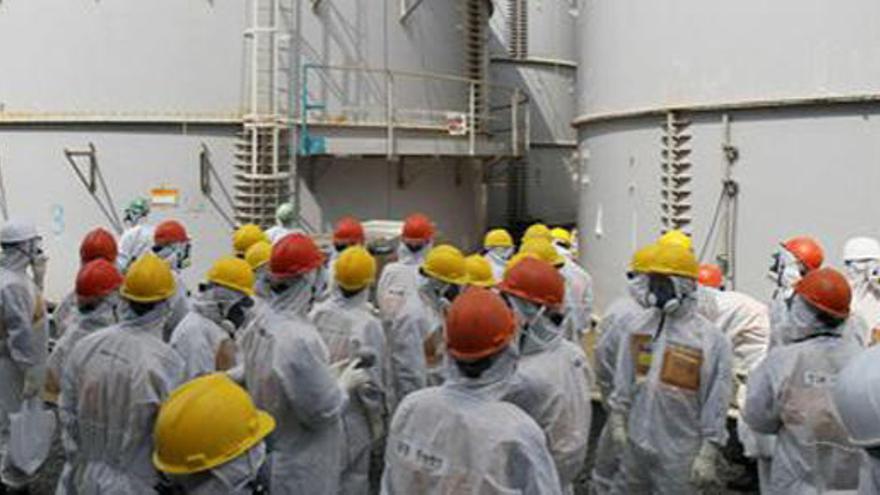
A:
[[519, 238, 565, 267], [244, 241, 272, 270], [650, 243, 700, 279], [153, 373, 276, 475], [233, 224, 269, 255], [523, 223, 553, 242], [335, 245, 377, 292], [550, 228, 573, 246], [658, 229, 693, 251], [465, 254, 496, 288], [121, 253, 177, 303], [483, 229, 514, 249], [505, 252, 539, 275], [422, 245, 468, 285], [629, 244, 660, 273], [207, 256, 255, 296]]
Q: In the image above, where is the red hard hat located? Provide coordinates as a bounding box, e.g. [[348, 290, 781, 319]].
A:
[[783, 236, 824, 272], [154, 220, 189, 246], [270, 233, 325, 280], [76, 259, 124, 300], [794, 267, 852, 319], [333, 216, 365, 245], [401, 213, 435, 243], [446, 287, 516, 361], [80, 227, 118, 264], [498, 257, 564, 308], [698, 264, 724, 288]]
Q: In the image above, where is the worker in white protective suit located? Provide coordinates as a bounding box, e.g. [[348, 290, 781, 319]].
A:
[[57, 253, 185, 494], [265, 202, 301, 244], [45, 259, 122, 404], [376, 213, 435, 322], [322, 216, 366, 301], [387, 245, 467, 407], [239, 233, 369, 494], [832, 344, 880, 494], [381, 287, 563, 495], [482, 228, 515, 281], [311, 246, 387, 495], [117, 197, 153, 273], [52, 227, 119, 340], [170, 256, 255, 380], [767, 236, 825, 347], [552, 227, 595, 332], [591, 244, 656, 493], [151, 219, 192, 342], [843, 236, 880, 345], [609, 243, 733, 495], [0, 220, 49, 492], [153, 373, 275, 495], [744, 267, 862, 494], [498, 256, 591, 494]]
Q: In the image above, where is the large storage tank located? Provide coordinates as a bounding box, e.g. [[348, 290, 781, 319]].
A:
[[0, 0, 518, 299], [575, 0, 880, 310], [487, 0, 579, 227], [0, 1, 245, 299]]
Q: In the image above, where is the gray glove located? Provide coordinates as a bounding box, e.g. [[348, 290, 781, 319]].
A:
[[690, 441, 720, 487], [610, 411, 628, 452], [338, 358, 370, 393]]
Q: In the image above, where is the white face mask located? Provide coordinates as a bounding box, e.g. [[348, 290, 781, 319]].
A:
[[768, 249, 802, 290]]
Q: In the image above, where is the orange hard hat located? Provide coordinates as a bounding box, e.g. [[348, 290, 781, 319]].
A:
[[445, 287, 516, 361], [698, 264, 724, 288], [782, 236, 824, 272], [497, 256, 564, 309], [154, 220, 190, 247], [333, 216, 365, 245], [401, 213, 435, 243], [794, 267, 852, 319], [80, 227, 118, 264], [76, 259, 123, 300], [270, 233, 325, 280]]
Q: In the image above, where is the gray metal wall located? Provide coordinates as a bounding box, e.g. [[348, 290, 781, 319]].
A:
[[576, 0, 880, 311]]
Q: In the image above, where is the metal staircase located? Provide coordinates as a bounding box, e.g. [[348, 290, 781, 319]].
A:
[[660, 112, 693, 233], [236, 0, 294, 227], [464, 0, 489, 131], [507, 0, 528, 59]]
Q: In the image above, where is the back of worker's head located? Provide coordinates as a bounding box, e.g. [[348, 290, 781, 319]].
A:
[[120, 253, 177, 317], [789, 267, 852, 331], [268, 234, 326, 303], [334, 246, 376, 299], [446, 287, 517, 379]]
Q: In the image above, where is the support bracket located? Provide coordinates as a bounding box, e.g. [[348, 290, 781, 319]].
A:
[[64, 143, 123, 233]]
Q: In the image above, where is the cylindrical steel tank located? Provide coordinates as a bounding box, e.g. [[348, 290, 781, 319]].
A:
[[487, 0, 578, 227], [575, 0, 880, 310]]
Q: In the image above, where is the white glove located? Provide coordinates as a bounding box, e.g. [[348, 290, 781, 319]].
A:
[[610, 412, 628, 451], [690, 442, 720, 487], [338, 359, 370, 393]]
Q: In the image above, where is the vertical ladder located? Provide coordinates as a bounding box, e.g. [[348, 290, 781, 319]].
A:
[[236, 0, 294, 228], [660, 112, 693, 233], [464, 0, 488, 131], [507, 0, 527, 59]]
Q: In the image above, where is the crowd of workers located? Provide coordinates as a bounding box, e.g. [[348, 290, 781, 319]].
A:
[[0, 196, 879, 494]]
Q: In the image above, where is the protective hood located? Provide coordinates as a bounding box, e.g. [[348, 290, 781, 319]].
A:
[[396, 240, 431, 266], [509, 296, 564, 355], [176, 442, 267, 495], [768, 248, 802, 293], [787, 294, 843, 341], [486, 246, 514, 265], [118, 299, 172, 340], [192, 286, 244, 325], [332, 284, 371, 309], [846, 259, 880, 299], [446, 343, 519, 400], [0, 246, 32, 273], [627, 273, 651, 308], [78, 296, 120, 332], [269, 272, 316, 316]]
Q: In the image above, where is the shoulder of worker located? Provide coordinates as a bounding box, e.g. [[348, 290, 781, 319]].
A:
[[716, 289, 769, 314]]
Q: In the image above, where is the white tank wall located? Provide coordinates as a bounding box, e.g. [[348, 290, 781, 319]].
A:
[[578, 0, 880, 116], [0, 127, 240, 300], [0, 1, 246, 115]]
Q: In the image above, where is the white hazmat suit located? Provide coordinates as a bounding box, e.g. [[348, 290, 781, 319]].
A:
[[376, 243, 430, 322]]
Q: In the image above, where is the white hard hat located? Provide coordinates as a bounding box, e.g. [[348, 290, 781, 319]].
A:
[[833, 346, 880, 447], [0, 219, 39, 245], [843, 236, 880, 262]]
